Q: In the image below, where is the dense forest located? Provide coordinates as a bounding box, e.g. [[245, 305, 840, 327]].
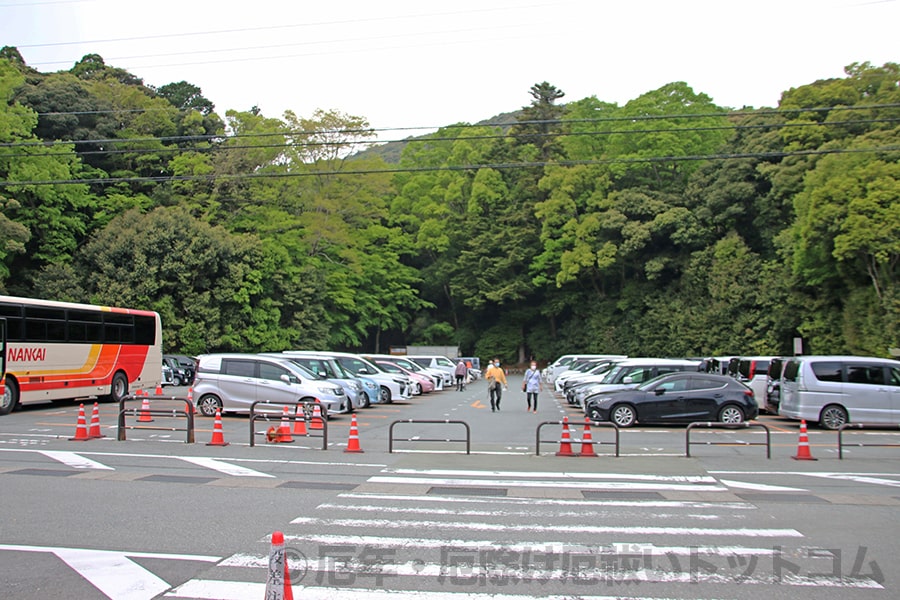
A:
[[0, 47, 897, 361]]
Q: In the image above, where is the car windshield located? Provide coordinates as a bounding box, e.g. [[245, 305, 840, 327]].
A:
[[637, 373, 678, 391], [281, 360, 321, 380]]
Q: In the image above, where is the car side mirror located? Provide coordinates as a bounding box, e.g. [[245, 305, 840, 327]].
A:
[[654, 388, 666, 396], [623, 376, 634, 384], [280, 374, 291, 384]]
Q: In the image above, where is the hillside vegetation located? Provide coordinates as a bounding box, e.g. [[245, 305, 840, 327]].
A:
[[0, 48, 897, 359]]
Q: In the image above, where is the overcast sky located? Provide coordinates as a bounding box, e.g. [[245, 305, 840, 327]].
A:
[[2, 0, 898, 137]]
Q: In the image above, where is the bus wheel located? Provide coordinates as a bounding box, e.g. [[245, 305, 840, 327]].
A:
[[0, 378, 19, 415], [101, 372, 129, 403]]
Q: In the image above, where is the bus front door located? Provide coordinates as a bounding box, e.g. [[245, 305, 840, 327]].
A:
[[0, 318, 6, 399]]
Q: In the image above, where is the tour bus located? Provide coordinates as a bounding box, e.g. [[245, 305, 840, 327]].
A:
[[0, 295, 162, 415]]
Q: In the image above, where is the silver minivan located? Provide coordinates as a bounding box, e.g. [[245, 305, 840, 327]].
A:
[[779, 355, 900, 429], [193, 353, 346, 417]]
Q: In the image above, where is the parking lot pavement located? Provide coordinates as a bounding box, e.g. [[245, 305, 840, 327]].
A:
[[1, 379, 899, 598]]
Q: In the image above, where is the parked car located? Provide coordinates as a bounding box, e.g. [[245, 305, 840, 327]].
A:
[[571, 358, 701, 410], [779, 355, 900, 429], [363, 354, 445, 391], [375, 360, 435, 394], [161, 361, 175, 386], [167, 354, 197, 384], [270, 353, 367, 410], [162, 355, 189, 386], [735, 356, 773, 411], [192, 353, 346, 417], [583, 372, 758, 427], [555, 358, 621, 393], [407, 355, 457, 387], [545, 354, 627, 384], [285, 351, 412, 404]]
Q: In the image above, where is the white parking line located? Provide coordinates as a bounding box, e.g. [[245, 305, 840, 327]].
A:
[[39, 450, 115, 470], [384, 468, 719, 483], [176, 456, 275, 478], [315, 502, 725, 520], [368, 475, 728, 492], [719, 479, 808, 492], [0, 545, 219, 600], [289, 516, 802, 537], [167, 579, 736, 600], [337, 492, 757, 509]]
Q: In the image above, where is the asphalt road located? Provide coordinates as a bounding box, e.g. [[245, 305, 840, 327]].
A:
[[1, 376, 898, 599]]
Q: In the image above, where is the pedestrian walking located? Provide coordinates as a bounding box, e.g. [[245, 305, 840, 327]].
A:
[[522, 361, 542, 412], [484, 358, 508, 412], [454, 360, 468, 391]]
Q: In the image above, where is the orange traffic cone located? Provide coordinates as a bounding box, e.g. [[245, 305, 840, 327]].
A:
[[292, 405, 308, 436], [137, 397, 154, 422], [792, 419, 817, 461], [556, 416, 575, 456], [87, 402, 105, 439], [69, 404, 89, 441], [206, 408, 229, 446], [266, 426, 278, 443], [310, 402, 324, 430], [276, 406, 294, 443], [134, 388, 143, 397], [155, 383, 163, 396], [264, 531, 294, 600], [579, 417, 597, 457], [344, 413, 364, 453], [186, 387, 195, 415]]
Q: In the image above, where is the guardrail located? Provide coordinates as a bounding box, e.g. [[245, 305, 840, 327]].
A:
[[685, 421, 771, 458], [388, 419, 470, 454], [249, 400, 327, 449], [535, 420, 620, 456], [838, 423, 900, 459], [117, 395, 195, 443]]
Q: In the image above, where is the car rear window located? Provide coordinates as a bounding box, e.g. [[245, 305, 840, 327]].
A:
[[768, 358, 784, 379], [811, 361, 842, 382], [222, 359, 255, 378]]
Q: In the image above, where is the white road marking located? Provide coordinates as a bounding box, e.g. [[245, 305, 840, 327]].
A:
[[176, 456, 274, 478], [289, 516, 801, 537], [0, 545, 219, 600], [719, 479, 808, 492], [314, 502, 724, 520], [384, 468, 719, 483], [338, 492, 756, 509], [39, 450, 115, 470], [213, 555, 877, 588], [167, 579, 738, 599], [368, 475, 727, 492]]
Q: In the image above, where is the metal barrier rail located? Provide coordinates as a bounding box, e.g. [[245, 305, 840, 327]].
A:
[[249, 400, 327, 449], [685, 421, 771, 458], [117, 395, 195, 443], [838, 423, 900, 459], [388, 419, 471, 454], [535, 420, 620, 456]]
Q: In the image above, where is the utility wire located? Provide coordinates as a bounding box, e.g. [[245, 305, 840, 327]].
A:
[[1, 118, 897, 159], [1, 146, 896, 187], [7, 103, 899, 150]]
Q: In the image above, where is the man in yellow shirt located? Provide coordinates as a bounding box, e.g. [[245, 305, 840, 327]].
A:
[[484, 358, 508, 412]]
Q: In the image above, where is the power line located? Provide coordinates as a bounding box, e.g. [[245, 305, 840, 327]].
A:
[[1, 146, 896, 187], [9, 103, 899, 150], [1, 118, 897, 159]]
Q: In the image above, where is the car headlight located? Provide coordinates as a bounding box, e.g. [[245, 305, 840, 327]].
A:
[[351, 382, 362, 392], [591, 396, 613, 405], [392, 378, 406, 386], [318, 386, 341, 395], [363, 381, 377, 390]]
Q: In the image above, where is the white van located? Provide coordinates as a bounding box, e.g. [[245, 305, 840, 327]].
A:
[[779, 355, 900, 429]]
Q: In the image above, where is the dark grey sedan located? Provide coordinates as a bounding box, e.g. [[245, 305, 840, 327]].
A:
[[584, 372, 758, 427]]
